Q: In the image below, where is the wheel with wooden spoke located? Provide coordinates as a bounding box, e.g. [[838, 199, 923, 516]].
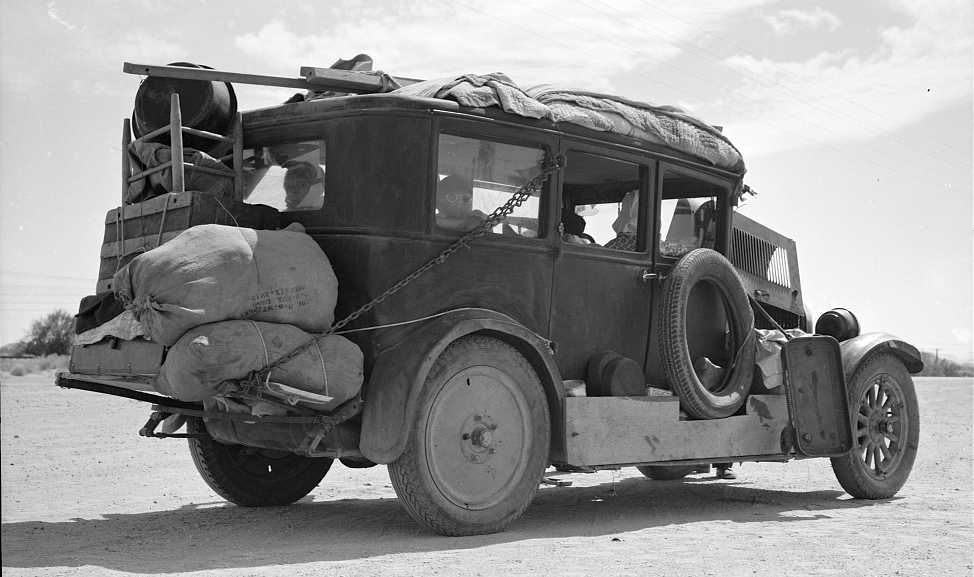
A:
[[830, 353, 919, 499]]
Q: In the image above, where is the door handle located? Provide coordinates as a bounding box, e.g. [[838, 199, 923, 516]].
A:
[[640, 270, 658, 283]]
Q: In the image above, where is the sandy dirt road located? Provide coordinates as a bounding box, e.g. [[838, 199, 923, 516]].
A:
[[2, 375, 971, 577]]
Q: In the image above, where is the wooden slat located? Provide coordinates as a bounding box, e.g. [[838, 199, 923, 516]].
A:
[[170, 93, 185, 193], [100, 231, 182, 258], [181, 126, 233, 143], [128, 161, 173, 182], [180, 162, 234, 178], [299, 66, 388, 92], [69, 341, 165, 379], [563, 395, 790, 466], [231, 113, 244, 200], [124, 62, 309, 89], [122, 119, 132, 203], [123, 61, 421, 94], [105, 193, 194, 224], [136, 124, 172, 143]]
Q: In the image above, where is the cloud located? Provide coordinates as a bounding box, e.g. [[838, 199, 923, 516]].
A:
[[720, 0, 972, 156], [233, 1, 774, 94], [46, 1, 76, 31], [762, 7, 840, 36], [110, 32, 183, 64], [951, 328, 972, 345]]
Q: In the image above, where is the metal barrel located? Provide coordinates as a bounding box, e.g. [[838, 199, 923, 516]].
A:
[[132, 62, 237, 150]]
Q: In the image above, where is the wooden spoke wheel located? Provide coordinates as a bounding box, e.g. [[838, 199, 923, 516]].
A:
[[831, 354, 919, 499]]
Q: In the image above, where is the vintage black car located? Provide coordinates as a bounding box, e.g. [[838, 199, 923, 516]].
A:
[[58, 61, 922, 536]]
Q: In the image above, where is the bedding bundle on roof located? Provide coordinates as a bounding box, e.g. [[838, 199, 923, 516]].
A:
[[393, 74, 745, 173]]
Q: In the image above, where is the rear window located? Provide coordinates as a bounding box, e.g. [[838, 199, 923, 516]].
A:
[[242, 139, 326, 212]]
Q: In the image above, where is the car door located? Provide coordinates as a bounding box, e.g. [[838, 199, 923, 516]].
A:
[[549, 143, 655, 380]]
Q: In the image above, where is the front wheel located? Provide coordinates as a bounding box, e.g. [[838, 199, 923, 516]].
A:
[[830, 354, 919, 499], [187, 418, 332, 507], [388, 336, 551, 536]]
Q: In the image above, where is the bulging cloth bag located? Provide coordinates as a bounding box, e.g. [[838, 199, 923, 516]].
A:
[[156, 320, 363, 407], [114, 223, 338, 346]]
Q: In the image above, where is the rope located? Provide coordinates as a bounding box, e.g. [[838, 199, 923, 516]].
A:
[[311, 338, 329, 397], [113, 208, 124, 275], [155, 195, 172, 249], [332, 306, 553, 349], [249, 320, 272, 394]]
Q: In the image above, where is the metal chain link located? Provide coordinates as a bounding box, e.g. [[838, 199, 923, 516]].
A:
[[238, 153, 565, 394]]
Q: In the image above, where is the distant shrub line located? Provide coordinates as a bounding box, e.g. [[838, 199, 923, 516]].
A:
[[1, 354, 70, 377], [917, 351, 974, 378]]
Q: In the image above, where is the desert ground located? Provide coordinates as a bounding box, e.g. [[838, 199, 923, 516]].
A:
[[2, 375, 971, 577]]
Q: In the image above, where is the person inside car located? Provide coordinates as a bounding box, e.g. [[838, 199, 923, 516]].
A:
[[561, 206, 595, 245], [604, 190, 638, 251], [436, 174, 486, 230], [283, 161, 325, 210]]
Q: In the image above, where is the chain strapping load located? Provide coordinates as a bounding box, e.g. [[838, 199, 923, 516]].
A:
[[233, 153, 566, 399]]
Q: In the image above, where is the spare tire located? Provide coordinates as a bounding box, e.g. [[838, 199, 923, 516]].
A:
[[655, 249, 755, 419]]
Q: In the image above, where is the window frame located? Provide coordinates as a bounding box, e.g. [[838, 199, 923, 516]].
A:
[[432, 117, 555, 241], [557, 140, 654, 255], [654, 162, 735, 261], [240, 139, 328, 213]]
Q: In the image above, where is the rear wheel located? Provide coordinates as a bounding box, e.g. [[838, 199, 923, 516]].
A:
[[187, 418, 332, 506], [830, 354, 919, 499], [388, 336, 550, 536], [636, 465, 697, 480]]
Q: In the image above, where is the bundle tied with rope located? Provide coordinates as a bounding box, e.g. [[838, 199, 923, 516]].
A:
[[115, 222, 338, 346], [157, 320, 363, 406]]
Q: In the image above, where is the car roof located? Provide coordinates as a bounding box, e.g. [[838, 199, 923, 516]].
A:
[[243, 93, 744, 180]]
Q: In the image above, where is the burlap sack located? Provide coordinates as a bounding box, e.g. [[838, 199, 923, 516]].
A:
[[114, 223, 337, 345], [156, 320, 363, 407]]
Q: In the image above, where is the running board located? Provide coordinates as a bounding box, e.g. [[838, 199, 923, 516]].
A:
[[563, 395, 791, 467]]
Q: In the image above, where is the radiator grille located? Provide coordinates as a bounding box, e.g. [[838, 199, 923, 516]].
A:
[[731, 227, 792, 289]]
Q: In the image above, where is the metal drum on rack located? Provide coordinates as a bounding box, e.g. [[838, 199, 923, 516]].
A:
[[131, 62, 237, 151]]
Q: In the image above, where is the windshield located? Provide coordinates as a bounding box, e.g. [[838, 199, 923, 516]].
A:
[[242, 139, 326, 212]]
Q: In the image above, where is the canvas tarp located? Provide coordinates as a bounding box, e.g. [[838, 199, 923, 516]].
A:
[[394, 74, 744, 173]]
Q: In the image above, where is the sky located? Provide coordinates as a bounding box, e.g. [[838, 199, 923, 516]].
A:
[[1, 0, 971, 361]]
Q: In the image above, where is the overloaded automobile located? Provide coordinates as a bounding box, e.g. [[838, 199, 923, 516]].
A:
[[57, 56, 922, 536]]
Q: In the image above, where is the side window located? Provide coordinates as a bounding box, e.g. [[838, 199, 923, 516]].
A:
[[561, 151, 642, 252], [436, 134, 544, 237], [242, 140, 326, 212], [659, 169, 726, 258]]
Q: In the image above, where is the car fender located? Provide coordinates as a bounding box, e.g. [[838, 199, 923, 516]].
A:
[[359, 309, 564, 464], [839, 332, 924, 382]]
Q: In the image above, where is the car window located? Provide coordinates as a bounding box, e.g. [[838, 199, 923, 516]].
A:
[[436, 134, 544, 237], [561, 151, 643, 251], [659, 170, 725, 258], [241, 139, 326, 212]]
